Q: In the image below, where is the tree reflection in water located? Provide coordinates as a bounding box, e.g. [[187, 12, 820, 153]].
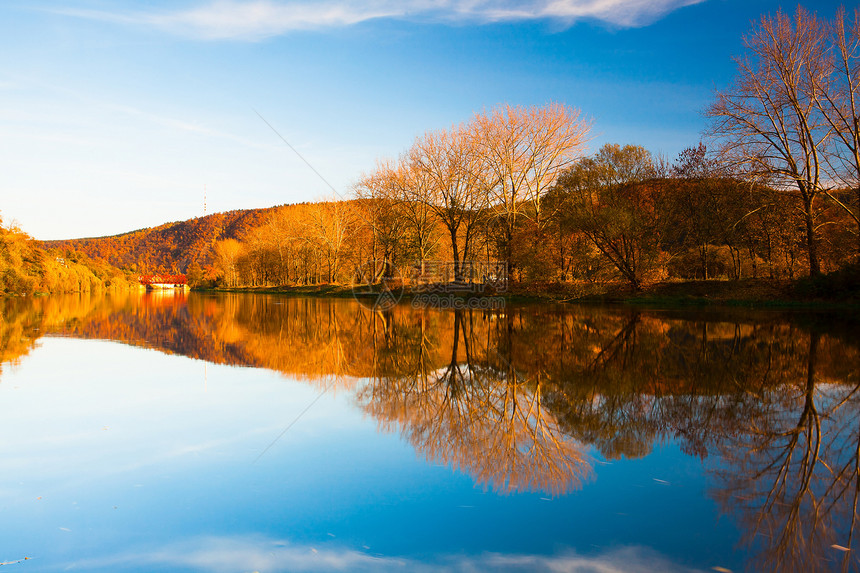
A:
[[709, 330, 860, 572], [357, 308, 591, 495], [1, 292, 858, 569]]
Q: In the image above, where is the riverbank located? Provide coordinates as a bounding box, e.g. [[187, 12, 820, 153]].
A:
[[198, 272, 860, 309]]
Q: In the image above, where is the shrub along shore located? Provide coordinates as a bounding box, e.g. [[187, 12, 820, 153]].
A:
[[199, 266, 860, 309]]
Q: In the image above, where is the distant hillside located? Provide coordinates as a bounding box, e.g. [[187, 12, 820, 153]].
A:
[[0, 215, 134, 295], [42, 206, 279, 273]]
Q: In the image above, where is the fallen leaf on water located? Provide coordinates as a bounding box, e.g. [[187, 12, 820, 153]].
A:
[[712, 567, 732, 572], [831, 545, 851, 552]]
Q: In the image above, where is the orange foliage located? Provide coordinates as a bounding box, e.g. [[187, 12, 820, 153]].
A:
[[138, 274, 187, 285]]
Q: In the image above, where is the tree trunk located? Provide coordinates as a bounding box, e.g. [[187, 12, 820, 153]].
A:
[[450, 228, 462, 283], [802, 198, 821, 277]]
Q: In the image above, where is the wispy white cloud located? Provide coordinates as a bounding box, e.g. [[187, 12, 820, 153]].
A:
[[539, 0, 704, 28], [2, 74, 274, 151], [69, 534, 704, 572], [52, 0, 706, 41]]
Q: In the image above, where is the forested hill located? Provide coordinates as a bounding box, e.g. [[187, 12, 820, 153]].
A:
[[42, 206, 277, 273]]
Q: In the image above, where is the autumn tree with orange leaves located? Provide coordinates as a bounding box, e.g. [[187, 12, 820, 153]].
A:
[[408, 124, 488, 281], [356, 103, 591, 279], [475, 104, 591, 271], [548, 144, 661, 290]]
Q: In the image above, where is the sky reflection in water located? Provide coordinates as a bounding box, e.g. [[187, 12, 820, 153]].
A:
[[0, 291, 857, 572]]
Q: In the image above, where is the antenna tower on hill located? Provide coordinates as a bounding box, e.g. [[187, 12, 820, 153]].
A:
[[204, 184, 207, 216]]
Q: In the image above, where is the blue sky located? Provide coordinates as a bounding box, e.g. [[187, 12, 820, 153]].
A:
[[0, 0, 849, 240]]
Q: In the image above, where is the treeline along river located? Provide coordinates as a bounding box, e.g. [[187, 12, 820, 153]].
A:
[[0, 291, 857, 572]]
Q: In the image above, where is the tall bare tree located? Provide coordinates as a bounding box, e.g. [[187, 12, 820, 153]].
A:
[[214, 238, 244, 287], [409, 125, 489, 281], [354, 161, 410, 280], [474, 104, 591, 270], [707, 8, 831, 276], [816, 7, 860, 254], [303, 199, 357, 283], [385, 157, 440, 274]]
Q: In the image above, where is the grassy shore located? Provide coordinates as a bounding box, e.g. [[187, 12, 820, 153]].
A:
[[200, 271, 859, 309]]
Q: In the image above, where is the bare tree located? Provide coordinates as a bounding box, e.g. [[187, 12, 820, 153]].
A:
[[816, 7, 860, 254], [213, 238, 243, 287], [303, 199, 357, 283], [409, 125, 489, 281], [474, 104, 591, 270], [385, 157, 441, 274], [707, 8, 831, 276], [354, 162, 410, 280], [263, 206, 298, 284]]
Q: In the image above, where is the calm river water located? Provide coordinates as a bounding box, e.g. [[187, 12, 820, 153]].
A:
[[0, 291, 858, 572]]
